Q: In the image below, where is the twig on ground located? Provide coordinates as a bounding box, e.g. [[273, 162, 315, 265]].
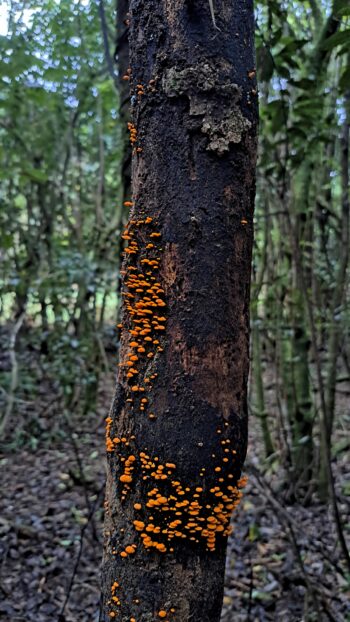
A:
[[58, 483, 105, 622]]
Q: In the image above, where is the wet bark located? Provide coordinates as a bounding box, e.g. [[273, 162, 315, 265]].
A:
[[102, 1, 258, 620]]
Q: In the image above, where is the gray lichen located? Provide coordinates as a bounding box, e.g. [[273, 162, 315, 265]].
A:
[[201, 108, 251, 154], [162, 62, 251, 154], [163, 63, 218, 96]]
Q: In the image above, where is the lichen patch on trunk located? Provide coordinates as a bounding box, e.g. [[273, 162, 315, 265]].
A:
[[163, 62, 251, 153]]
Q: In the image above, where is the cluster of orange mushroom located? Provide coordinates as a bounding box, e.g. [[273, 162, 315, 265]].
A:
[[109, 581, 121, 613], [116, 211, 166, 400], [105, 416, 113, 453], [107, 442, 247, 557], [136, 83, 145, 99], [108, 580, 144, 620], [127, 122, 137, 146], [105, 206, 166, 460], [129, 452, 247, 553], [122, 67, 132, 82], [127, 114, 143, 153]]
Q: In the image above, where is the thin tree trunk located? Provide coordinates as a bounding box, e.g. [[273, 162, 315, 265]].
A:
[[102, 1, 258, 620], [325, 90, 350, 441], [251, 306, 274, 458], [319, 89, 350, 497]]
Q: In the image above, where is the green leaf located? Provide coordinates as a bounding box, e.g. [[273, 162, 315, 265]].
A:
[[252, 590, 272, 602], [0, 233, 14, 249], [14, 193, 27, 209], [334, 0, 350, 16], [248, 523, 260, 542], [22, 167, 48, 183], [321, 30, 350, 52], [279, 38, 309, 55]]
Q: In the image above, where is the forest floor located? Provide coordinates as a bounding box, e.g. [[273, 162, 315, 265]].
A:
[[0, 336, 349, 622]]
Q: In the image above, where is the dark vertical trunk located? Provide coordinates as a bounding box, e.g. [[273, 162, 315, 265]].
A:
[[102, 1, 258, 620], [115, 0, 132, 302], [115, 0, 131, 200], [252, 307, 274, 458]]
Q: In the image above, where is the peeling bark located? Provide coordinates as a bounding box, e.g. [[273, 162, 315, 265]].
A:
[[102, 1, 258, 620]]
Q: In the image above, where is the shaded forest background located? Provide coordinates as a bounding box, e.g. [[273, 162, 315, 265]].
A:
[[0, 1, 349, 621]]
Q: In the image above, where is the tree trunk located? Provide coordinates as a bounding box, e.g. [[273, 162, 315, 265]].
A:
[[251, 306, 274, 458], [102, 1, 258, 620], [115, 0, 132, 304]]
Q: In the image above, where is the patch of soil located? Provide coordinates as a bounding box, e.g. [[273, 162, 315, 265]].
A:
[[0, 412, 106, 622]]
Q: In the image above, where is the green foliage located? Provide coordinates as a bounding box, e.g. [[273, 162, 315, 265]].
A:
[[0, 0, 122, 437], [253, 0, 350, 497]]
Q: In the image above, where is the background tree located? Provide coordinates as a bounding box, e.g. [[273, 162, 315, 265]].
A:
[[253, 0, 350, 503], [0, 0, 121, 435], [101, 0, 258, 620]]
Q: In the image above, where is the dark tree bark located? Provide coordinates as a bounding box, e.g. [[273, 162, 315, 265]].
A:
[[102, 1, 258, 620], [115, 0, 131, 200], [115, 0, 132, 302]]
